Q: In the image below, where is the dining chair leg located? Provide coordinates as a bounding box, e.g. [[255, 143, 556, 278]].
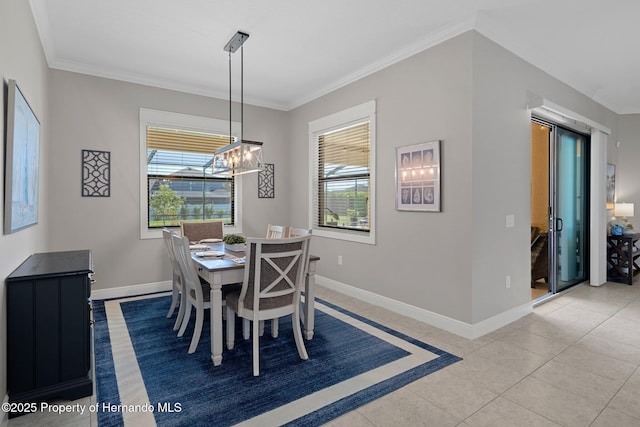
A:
[[167, 280, 179, 318], [242, 319, 250, 340], [173, 291, 185, 331], [188, 305, 204, 354], [225, 307, 235, 350], [292, 309, 309, 361], [259, 320, 265, 337], [271, 318, 279, 338], [178, 301, 192, 337], [252, 316, 260, 376]]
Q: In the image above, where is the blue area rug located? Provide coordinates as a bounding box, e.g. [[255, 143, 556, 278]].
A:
[[94, 294, 461, 426]]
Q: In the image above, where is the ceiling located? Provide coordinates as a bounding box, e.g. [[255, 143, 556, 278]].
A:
[[29, 0, 640, 113]]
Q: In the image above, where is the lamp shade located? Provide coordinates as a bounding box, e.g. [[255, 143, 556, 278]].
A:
[[212, 140, 263, 176], [615, 202, 634, 218]]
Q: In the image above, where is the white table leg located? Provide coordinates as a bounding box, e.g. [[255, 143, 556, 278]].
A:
[[303, 260, 317, 340], [210, 271, 223, 366]]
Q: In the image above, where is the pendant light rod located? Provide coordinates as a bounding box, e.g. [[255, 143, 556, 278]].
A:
[[241, 44, 244, 144], [228, 50, 232, 144], [224, 31, 249, 144]]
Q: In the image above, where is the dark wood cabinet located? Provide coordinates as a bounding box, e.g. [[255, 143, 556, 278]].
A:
[[607, 234, 640, 285], [6, 250, 93, 415]]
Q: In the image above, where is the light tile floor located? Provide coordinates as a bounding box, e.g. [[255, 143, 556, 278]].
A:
[[7, 281, 640, 426], [322, 282, 640, 427]]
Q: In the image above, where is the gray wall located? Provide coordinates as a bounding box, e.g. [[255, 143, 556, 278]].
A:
[[0, 0, 51, 405], [47, 70, 290, 290], [289, 33, 475, 322], [618, 114, 640, 268], [618, 115, 640, 213], [289, 31, 620, 325], [470, 33, 619, 322]]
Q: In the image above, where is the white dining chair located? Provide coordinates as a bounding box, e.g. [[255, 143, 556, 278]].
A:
[[181, 220, 223, 244], [172, 233, 212, 354], [288, 228, 310, 237], [265, 224, 285, 239], [225, 235, 312, 376], [162, 228, 186, 331]]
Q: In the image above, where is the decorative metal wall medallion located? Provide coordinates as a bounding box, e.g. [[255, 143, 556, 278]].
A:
[[82, 149, 111, 197], [258, 163, 275, 198]]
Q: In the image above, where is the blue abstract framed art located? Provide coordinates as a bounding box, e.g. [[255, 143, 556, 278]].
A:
[[4, 79, 40, 234]]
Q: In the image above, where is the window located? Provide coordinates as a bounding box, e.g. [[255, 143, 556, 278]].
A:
[[309, 101, 376, 244], [139, 109, 242, 239]]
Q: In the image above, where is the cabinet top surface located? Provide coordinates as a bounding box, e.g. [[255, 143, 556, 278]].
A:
[[608, 233, 640, 240], [7, 250, 92, 280]]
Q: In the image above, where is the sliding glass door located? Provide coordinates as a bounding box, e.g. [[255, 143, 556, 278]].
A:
[[551, 126, 589, 292]]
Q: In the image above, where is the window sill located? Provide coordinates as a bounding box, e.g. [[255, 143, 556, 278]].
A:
[[312, 227, 375, 245]]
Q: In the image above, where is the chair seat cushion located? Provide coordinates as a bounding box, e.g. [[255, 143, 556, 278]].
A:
[[191, 281, 242, 302], [190, 280, 211, 302], [226, 291, 293, 311], [222, 283, 242, 297]]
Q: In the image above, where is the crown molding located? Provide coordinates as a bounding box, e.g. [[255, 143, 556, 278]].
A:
[[286, 18, 475, 111], [41, 13, 473, 113], [48, 57, 290, 111]]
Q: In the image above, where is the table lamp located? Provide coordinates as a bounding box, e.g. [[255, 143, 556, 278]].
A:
[[615, 202, 635, 234]]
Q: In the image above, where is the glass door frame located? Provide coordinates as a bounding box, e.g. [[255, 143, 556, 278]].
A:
[[552, 125, 590, 292], [533, 117, 590, 296]]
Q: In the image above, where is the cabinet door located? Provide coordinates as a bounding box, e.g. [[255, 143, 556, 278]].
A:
[[34, 279, 61, 388], [7, 282, 35, 394], [60, 275, 90, 380]]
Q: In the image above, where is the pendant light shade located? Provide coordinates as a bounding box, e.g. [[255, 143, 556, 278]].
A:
[[213, 30, 264, 177], [213, 139, 263, 176]]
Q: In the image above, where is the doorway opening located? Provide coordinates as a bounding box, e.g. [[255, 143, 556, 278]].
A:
[[531, 122, 550, 299], [530, 119, 590, 301]]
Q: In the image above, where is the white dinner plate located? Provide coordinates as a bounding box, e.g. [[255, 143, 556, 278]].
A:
[[198, 238, 223, 243], [189, 244, 210, 251], [195, 251, 225, 257]]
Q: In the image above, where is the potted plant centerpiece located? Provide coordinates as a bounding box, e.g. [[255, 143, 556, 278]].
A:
[[223, 234, 246, 252]]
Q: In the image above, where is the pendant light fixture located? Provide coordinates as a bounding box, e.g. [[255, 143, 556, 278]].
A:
[[212, 30, 264, 176]]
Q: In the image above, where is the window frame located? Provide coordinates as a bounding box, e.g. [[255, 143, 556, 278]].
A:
[[139, 108, 243, 239], [308, 100, 376, 244]]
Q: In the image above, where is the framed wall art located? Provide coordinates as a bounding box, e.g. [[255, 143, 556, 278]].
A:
[[606, 163, 615, 210], [82, 149, 111, 197], [4, 79, 40, 234], [258, 163, 275, 198], [396, 140, 441, 212]]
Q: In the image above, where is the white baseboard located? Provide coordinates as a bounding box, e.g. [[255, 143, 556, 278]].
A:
[[316, 275, 532, 340], [91, 280, 172, 300], [90, 276, 533, 339]]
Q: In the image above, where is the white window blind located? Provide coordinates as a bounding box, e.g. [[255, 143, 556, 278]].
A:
[[315, 122, 371, 231], [146, 126, 235, 228]]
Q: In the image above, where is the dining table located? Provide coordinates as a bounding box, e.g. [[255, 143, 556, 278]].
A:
[[191, 242, 320, 366]]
